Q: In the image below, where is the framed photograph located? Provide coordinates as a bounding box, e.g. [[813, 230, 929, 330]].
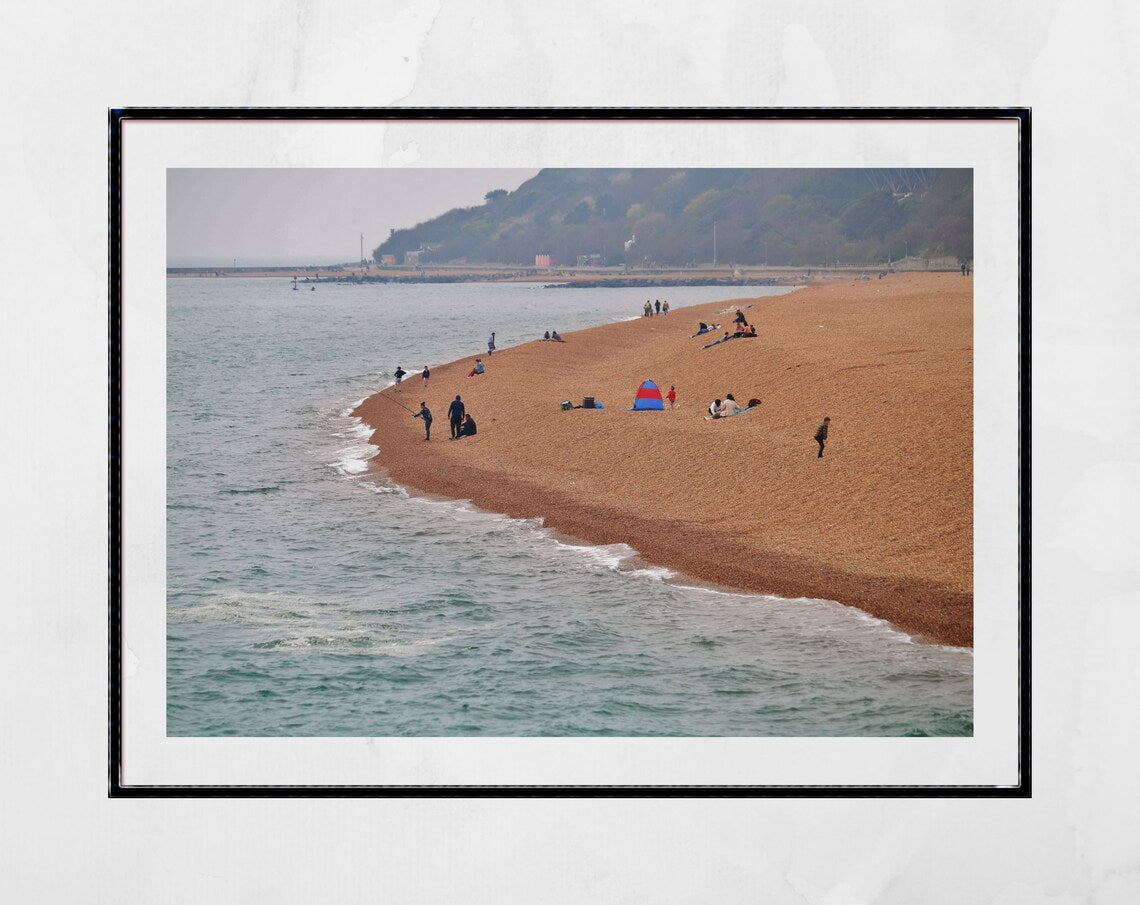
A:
[[111, 108, 1028, 794]]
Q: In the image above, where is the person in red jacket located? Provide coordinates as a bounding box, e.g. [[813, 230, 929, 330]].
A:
[[666, 385, 677, 408]]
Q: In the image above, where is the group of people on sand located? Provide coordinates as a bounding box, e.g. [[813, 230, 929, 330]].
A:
[[707, 393, 758, 418], [696, 309, 757, 347], [412, 393, 477, 442], [395, 329, 495, 442], [542, 330, 564, 342], [643, 299, 670, 317]]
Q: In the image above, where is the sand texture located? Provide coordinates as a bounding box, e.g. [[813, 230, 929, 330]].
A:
[[354, 273, 973, 647]]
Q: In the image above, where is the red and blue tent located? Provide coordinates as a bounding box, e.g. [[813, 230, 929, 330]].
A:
[[630, 379, 665, 411]]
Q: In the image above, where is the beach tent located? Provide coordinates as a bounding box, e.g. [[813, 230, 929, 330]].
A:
[[629, 379, 665, 411]]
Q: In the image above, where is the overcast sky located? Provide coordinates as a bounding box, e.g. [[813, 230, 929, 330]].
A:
[[167, 168, 540, 266]]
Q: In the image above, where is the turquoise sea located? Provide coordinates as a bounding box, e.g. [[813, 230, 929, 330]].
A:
[[167, 278, 972, 736]]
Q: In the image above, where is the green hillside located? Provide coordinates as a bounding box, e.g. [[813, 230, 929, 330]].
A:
[[375, 168, 972, 268]]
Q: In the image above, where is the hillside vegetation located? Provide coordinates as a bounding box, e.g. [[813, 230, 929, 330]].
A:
[[375, 168, 972, 267]]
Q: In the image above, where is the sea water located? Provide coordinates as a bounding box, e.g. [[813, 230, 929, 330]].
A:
[[167, 278, 972, 736]]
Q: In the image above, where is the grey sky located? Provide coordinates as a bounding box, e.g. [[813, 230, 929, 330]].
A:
[[167, 168, 539, 266]]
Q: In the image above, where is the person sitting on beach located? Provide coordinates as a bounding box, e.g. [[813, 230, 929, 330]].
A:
[[734, 322, 747, 335], [709, 398, 722, 416], [720, 394, 742, 417], [467, 358, 485, 377], [451, 413, 477, 439], [746, 324, 756, 336], [551, 330, 563, 342], [543, 331, 551, 340], [394, 366, 406, 387], [412, 401, 433, 441]]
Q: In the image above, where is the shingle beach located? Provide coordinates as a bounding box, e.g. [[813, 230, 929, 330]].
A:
[[354, 272, 973, 647]]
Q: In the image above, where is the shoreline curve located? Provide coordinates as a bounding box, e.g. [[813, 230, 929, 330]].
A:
[[354, 274, 973, 647]]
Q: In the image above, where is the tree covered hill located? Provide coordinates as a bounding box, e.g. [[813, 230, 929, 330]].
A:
[[374, 168, 972, 268]]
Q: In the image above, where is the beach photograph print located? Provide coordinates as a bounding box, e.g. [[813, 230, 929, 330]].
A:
[[164, 164, 976, 739]]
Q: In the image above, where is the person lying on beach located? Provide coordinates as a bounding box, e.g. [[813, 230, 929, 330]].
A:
[[467, 358, 485, 377], [450, 414, 477, 439], [691, 322, 721, 338], [702, 332, 733, 349]]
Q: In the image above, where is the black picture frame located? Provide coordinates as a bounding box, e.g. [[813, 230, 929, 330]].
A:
[[110, 107, 1030, 797]]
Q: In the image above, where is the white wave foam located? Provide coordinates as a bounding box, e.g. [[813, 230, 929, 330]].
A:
[[327, 441, 377, 475], [360, 479, 407, 496], [170, 591, 319, 623], [549, 539, 675, 581]]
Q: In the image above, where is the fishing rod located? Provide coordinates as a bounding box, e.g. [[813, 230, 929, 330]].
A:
[[373, 388, 420, 415]]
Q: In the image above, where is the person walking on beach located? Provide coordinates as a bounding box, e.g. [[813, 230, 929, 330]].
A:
[[654, 299, 661, 315], [814, 416, 831, 458], [667, 385, 677, 408], [421, 366, 430, 385], [448, 394, 465, 439], [644, 300, 652, 318], [662, 300, 670, 315], [412, 401, 433, 441], [394, 366, 406, 388], [487, 332, 496, 356]]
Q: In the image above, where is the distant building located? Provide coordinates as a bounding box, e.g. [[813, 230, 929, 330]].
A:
[[404, 250, 421, 265], [576, 254, 604, 267], [380, 254, 396, 265], [535, 254, 557, 267]]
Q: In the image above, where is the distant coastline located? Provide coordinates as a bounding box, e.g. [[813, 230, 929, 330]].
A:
[[167, 260, 959, 287]]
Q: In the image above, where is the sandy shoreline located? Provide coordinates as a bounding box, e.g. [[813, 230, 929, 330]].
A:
[[354, 273, 973, 647]]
